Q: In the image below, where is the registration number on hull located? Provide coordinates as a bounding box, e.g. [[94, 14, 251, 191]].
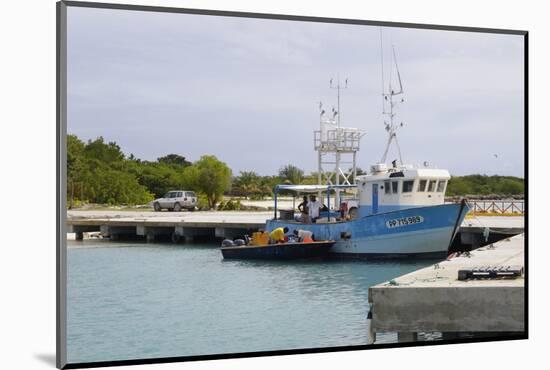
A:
[[386, 215, 424, 229]]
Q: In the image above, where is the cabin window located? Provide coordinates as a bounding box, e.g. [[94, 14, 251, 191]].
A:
[[437, 180, 447, 192], [403, 180, 414, 193], [384, 181, 391, 194], [392, 181, 399, 194], [389, 171, 404, 178], [428, 180, 437, 192], [418, 179, 427, 192]]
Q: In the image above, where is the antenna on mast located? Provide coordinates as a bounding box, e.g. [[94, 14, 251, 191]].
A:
[[392, 45, 403, 95], [329, 74, 348, 128], [379, 28, 386, 115], [380, 42, 405, 165]]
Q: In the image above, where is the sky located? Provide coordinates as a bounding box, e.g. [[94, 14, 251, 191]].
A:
[[67, 7, 525, 177]]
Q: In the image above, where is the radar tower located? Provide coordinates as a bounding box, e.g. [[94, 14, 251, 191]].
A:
[[314, 76, 365, 207]]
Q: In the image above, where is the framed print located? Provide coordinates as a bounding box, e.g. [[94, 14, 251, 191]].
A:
[[57, 1, 527, 368]]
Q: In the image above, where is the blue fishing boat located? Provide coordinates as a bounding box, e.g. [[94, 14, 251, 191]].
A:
[[265, 48, 469, 258], [267, 184, 468, 259]]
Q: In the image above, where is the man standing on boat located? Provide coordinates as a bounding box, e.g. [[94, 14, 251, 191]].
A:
[[308, 195, 321, 223], [297, 195, 310, 223]]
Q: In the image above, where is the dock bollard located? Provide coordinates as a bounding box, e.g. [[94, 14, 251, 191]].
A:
[[366, 307, 375, 344]]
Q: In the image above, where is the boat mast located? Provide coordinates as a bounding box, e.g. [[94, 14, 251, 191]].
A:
[[380, 37, 405, 165]]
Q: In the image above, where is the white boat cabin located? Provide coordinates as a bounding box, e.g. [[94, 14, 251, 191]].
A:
[[355, 163, 450, 216]]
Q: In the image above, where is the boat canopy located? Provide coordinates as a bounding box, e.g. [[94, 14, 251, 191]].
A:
[[274, 184, 356, 193], [272, 184, 356, 221]]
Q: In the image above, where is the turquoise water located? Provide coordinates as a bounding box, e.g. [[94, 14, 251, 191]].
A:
[[67, 240, 436, 363]]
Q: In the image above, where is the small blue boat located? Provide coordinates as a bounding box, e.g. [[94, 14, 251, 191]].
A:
[[221, 241, 335, 260]]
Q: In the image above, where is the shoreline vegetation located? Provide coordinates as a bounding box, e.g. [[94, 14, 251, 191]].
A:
[[67, 135, 524, 210]]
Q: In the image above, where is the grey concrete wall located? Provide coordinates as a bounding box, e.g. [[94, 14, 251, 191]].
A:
[[370, 285, 524, 332]]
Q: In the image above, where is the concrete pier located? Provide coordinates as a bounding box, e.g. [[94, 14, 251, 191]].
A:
[[67, 210, 524, 245], [67, 211, 267, 242], [368, 233, 525, 342], [458, 215, 525, 249]]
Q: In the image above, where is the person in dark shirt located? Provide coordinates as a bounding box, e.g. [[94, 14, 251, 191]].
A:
[[297, 195, 310, 223]]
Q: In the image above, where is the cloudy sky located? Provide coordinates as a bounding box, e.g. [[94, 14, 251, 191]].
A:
[[67, 7, 525, 177]]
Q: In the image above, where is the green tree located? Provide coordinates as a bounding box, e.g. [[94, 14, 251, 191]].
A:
[[278, 164, 304, 184], [446, 175, 524, 196], [300, 174, 319, 185], [233, 171, 262, 199], [84, 136, 125, 164], [446, 177, 470, 196], [67, 135, 87, 207], [495, 178, 524, 195], [235, 171, 260, 186], [67, 135, 154, 205], [157, 154, 192, 167], [184, 155, 232, 209], [80, 166, 154, 205], [128, 161, 188, 198], [67, 135, 85, 178]]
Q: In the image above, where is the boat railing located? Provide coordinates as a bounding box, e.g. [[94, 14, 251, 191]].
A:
[[314, 129, 363, 152]]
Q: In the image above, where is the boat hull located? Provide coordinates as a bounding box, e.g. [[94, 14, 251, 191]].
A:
[[266, 202, 469, 258], [221, 241, 335, 260]]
